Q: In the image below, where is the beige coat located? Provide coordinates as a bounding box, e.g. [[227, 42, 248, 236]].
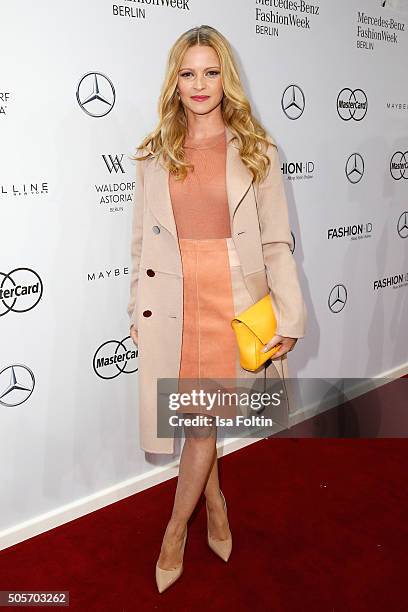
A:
[[127, 126, 307, 454]]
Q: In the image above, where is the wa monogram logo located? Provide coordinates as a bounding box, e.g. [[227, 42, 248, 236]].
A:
[[102, 154, 125, 174]]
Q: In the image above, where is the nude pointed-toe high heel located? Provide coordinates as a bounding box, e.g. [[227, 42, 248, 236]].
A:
[[155, 528, 187, 594], [206, 490, 232, 562]]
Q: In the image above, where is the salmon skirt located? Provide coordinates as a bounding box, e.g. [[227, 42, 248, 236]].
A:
[[176, 236, 259, 418]]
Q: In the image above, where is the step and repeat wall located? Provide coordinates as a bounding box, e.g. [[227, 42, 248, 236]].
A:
[[1, 1, 407, 533]]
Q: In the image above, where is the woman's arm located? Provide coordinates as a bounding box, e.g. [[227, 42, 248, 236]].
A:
[[127, 157, 145, 332], [256, 140, 307, 339]]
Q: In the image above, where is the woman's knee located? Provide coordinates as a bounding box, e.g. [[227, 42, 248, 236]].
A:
[[183, 413, 217, 442]]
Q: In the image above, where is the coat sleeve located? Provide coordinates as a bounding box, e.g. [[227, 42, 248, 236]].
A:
[[256, 140, 307, 339], [127, 156, 145, 331]]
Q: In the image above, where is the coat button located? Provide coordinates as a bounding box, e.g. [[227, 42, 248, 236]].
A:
[[152, 225, 160, 234], [146, 269, 155, 277], [143, 310, 152, 317]]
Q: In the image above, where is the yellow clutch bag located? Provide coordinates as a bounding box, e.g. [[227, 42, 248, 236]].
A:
[[231, 294, 282, 372]]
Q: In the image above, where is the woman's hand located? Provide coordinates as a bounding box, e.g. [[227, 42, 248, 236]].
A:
[[130, 324, 139, 346], [261, 334, 297, 359]]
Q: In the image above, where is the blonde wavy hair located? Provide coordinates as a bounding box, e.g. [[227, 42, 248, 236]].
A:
[[132, 24, 274, 185]]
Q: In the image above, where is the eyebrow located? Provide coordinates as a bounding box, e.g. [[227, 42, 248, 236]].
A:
[[179, 66, 220, 71]]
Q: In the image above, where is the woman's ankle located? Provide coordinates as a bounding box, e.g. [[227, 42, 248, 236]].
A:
[[205, 489, 224, 511], [165, 517, 188, 538]]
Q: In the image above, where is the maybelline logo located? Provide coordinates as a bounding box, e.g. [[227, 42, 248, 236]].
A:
[[76, 72, 115, 118], [93, 336, 138, 379], [346, 153, 365, 183], [386, 101, 407, 111], [373, 272, 408, 290], [282, 160, 314, 180], [113, 0, 190, 19], [95, 155, 135, 212], [337, 88, 368, 121], [0, 183, 49, 197], [0, 92, 10, 116], [0, 364, 35, 407], [87, 267, 129, 281], [0, 268, 43, 317], [328, 284, 348, 313], [281, 85, 305, 120], [390, 151, 408, 180], [327, 223, 373, 240]]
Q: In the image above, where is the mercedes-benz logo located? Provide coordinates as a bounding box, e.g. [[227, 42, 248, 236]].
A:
[[397, 212, 408, 238], [346, 153, 365, 184], [93, 336, 138, 380], [290, 230, 295, 254], [281, 85, 305, 120], [76, 72, 116, 117], [0, 364, 35, 407], [0, 268, 43, 317], [390, 151, 408, 180], [328, 284, 348, 313], [337, 88, 368, 121]]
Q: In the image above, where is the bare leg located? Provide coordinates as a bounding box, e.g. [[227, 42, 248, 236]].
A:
[[157, 414, 217, 570], [203, 447, 232, 541]]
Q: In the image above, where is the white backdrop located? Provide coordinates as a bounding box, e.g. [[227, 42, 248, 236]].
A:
[[0, 1, 407, 538]]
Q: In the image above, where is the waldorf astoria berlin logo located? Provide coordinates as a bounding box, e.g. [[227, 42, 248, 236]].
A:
[[337, 88, 368, 121], [76, 72, 116, 117]]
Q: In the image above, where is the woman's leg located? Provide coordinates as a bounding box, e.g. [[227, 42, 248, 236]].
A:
[[157, 414, 217, 570], [203, 447, 232, 541]]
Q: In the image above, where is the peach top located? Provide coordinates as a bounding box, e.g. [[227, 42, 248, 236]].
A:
[[168, 128, 232, 239]]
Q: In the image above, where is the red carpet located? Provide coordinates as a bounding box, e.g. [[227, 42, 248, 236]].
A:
[[1, 436, 407, 611]]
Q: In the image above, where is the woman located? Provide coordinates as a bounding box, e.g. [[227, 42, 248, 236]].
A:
[[127, 25, 307, 593]]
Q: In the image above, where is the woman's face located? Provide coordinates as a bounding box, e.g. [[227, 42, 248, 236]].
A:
[[177, 45, 224, 117]]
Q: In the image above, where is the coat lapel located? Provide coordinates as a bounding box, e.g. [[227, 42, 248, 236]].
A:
[[148, 125, 253, 240]]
